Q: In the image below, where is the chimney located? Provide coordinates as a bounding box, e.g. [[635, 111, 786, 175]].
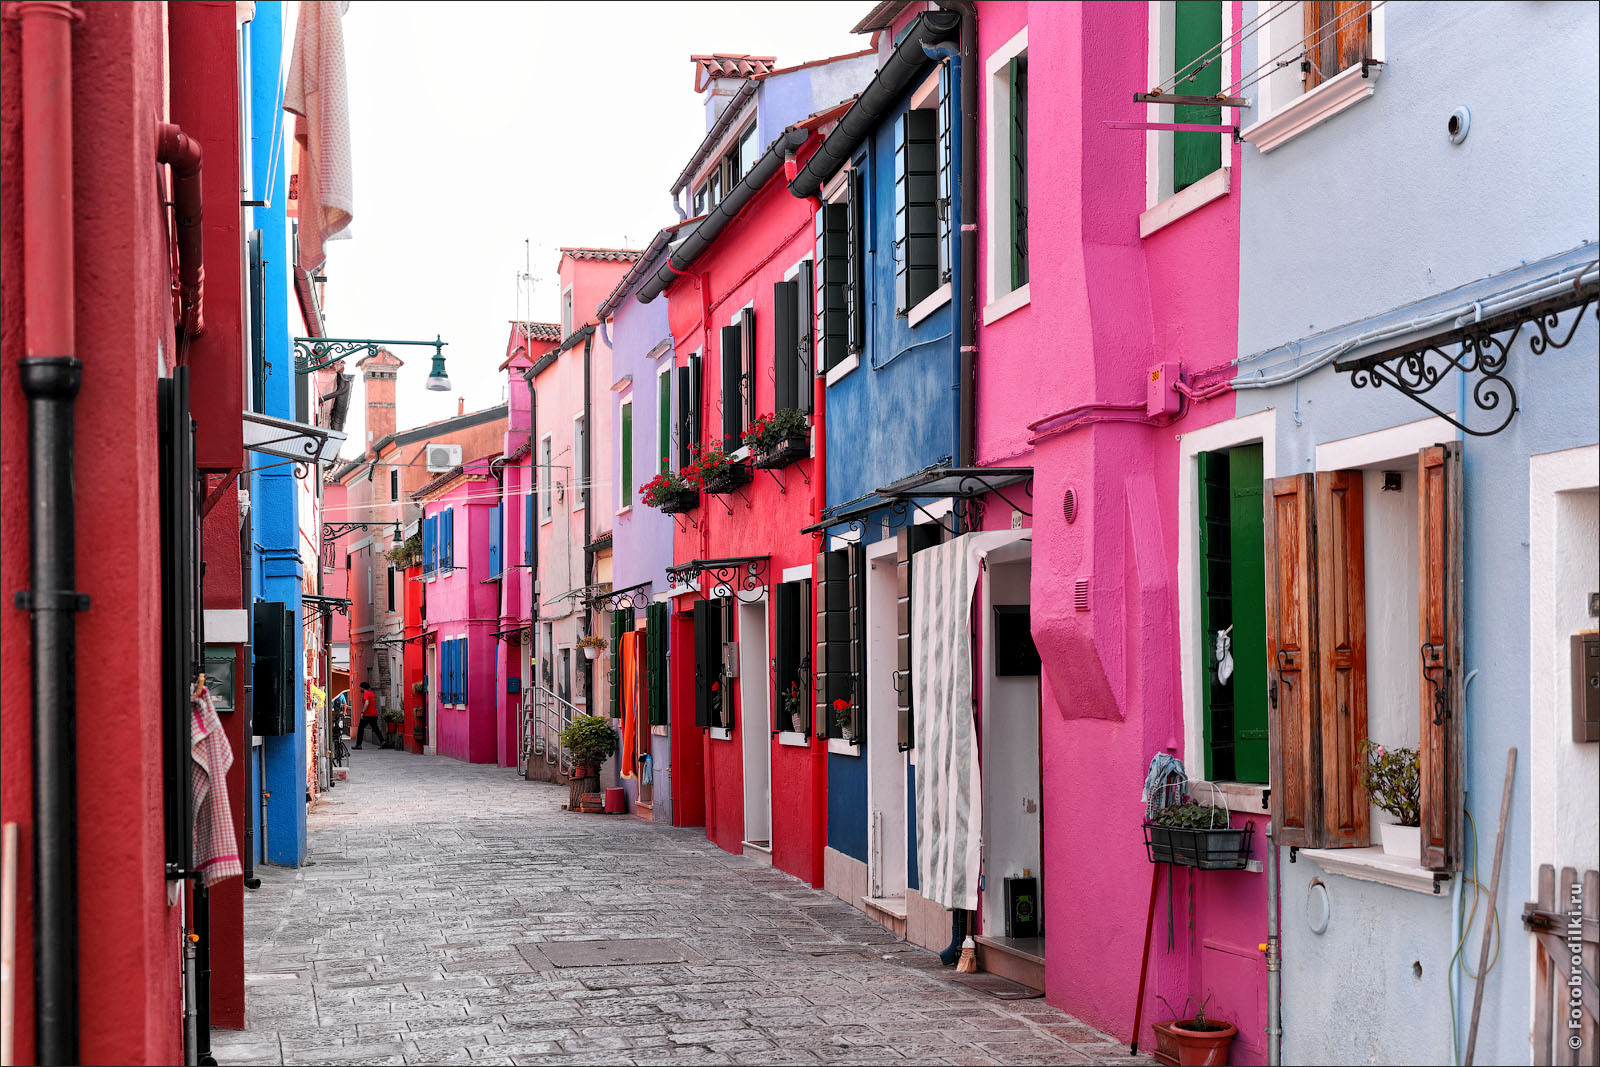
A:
[[691, 54, 776, 130], [356, 347, 403, 454], [458, 397, 465, 416]]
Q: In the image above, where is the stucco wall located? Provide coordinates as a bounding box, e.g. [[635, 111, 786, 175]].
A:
[[1235, 3, 1600, 1063]]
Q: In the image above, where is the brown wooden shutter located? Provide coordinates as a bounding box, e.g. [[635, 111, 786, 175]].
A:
[[1303, 1, 1370, 91], [1418, 443, 1464, 871], [1315, 470, 1370, 848], [1265, 474, 1321, 848]]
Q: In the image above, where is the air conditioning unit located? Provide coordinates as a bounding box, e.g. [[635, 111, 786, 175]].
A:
[[425, 443, 462, 472]]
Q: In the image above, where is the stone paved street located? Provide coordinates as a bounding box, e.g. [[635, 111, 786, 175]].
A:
[[212, 750, 1149, 1066]]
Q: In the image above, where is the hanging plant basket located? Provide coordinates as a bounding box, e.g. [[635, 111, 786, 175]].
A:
[[701, 461, 752, 494], [1143, 820, 1254, 871], [754, 435, 810, 470]]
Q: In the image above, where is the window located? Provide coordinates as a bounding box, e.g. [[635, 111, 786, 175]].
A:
[[572, 414, 587, 510], [558, 645, 573, 704], [524, 478, 534, 564], [1172, 2, 1222, 193], [619, 400, 633, 509], [736, 124, 758, 180], [676, 355, 701, 473], [773, 263, 815, 414], [985, 30, 1031, 313], [423, 513, 437, 574], [1265, 442, 1463, 872], [560, 288, 574, 338], [1242, 1, 1382, 153], [693, 598, 730, 729], [1007, 56, 1028, 288], [815, 173, 861, 375], [1197, 445, 1268, 783], [645, 602, 669, 726], [387, 565, 395, 612], [488, 503, 503, 576], [815, 545, 864, 742], [657, 363, 673, 473], [895, 74, 945, 314], [774, 580, 811, 734], [609, 607, 634, 719], [1301, 1, 1372, 92], [693, 186, 708, 216], [366, 549, 375, 604], [440, 508, 454, 570], [894, 523, 945, 750], [390, 467, 399, 501], [719, 310, 753, 453], [1142, 3, 1234, 235], [539, 435, 553, 521]]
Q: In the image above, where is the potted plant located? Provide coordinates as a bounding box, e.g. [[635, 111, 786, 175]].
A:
[[1155, 995, 1237, 1067], [831, 697, 855, 742], [641, 466, 698, 514], [412, 679, 426, 696], [1143, 800, 1253, 870], [381, 707, 405, 749], [780, 681, 806, 734], [577, 634, 607, 661], [1359, 739, 1421, 860], [745, 409, 810, 469], [559, 713, 618, 779], [412, 710, 427, 745], [691, 443, 751, 494]]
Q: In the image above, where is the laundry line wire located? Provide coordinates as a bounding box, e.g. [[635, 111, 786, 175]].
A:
[[1227, 1, 1385, 99], [1150, 0, 1293, 95]]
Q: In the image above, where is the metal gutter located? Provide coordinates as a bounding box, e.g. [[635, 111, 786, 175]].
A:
[[670, 79, 760, 195], [786, 12, 960, 200], [529, 324, 594, 377]]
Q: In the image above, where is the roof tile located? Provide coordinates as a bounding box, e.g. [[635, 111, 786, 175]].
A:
[[691, 53, 778, 86], [560, 247, 645, 263]]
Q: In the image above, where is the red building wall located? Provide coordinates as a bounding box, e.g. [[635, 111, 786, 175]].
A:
[[0, 4, 187, 1062]]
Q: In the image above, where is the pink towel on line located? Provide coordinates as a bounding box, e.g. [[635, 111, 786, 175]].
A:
[[191, 685, 242, 888]]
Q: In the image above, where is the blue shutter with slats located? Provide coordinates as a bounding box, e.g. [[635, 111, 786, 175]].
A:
[[524, 482, 533, 565], [441, 640, 451, 704], [442, 508, 454, 569], [423, 515, 437, 574], [488, 503, 502, 576], [461, 636, 469, 707]]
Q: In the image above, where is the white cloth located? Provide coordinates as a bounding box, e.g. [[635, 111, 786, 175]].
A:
[[285, 0, 354, 272], [912, 531, 1018, 911]]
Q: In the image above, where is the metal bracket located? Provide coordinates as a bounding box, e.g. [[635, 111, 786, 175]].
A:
[[14, 590, 90, 612]]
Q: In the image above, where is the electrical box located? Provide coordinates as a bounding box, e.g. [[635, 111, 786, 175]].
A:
[[506, 675, 521, 695], [1574, 632, 1599, 743], [1004, 875, 1039, 939], [1146, 361, 1182, 418]]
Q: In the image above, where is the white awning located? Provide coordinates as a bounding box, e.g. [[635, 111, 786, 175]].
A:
[[243, 410, 346, 466]]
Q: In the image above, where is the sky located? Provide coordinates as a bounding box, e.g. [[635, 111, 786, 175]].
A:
[[319, 1, 870, 458]]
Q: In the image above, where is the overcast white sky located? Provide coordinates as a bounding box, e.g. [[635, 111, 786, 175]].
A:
[[320, 1, 868, 457]]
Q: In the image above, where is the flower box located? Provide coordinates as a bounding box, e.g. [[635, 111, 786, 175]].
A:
[[701, 461, 752, 494], [754, 434, 810, 470], [656, 487, 699, 513], [1142, 821, 1254, 871]]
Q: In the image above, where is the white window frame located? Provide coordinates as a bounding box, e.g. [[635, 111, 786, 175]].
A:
[[984, 26, 1031, 323], [538, 433, 554, 523], [572, 413, 587, 512], [820, 168, 861, 386], [656, 357, 674, 474], [726, 303, 753, 461], [617, 396, 634, 515], [1141, 1, 1234, 238], [1240, 0, 1386, 154], [1176, 409, 1276, 812], [560, 287, 574, 338]]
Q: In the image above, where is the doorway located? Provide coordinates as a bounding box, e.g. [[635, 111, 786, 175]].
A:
[[425, 643, 437, 756], [738, 598, 772, 851], [865, 542, 907, 905]]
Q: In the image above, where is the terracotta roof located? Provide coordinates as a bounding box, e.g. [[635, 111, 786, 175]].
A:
[[692, 53, 777, 88], [559, 247, 645, 263], [512, 321, 561, 342], [851, 0, 913, 34]]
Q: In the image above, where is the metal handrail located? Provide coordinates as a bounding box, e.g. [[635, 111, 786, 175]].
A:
[[519, 683, 583, 778]]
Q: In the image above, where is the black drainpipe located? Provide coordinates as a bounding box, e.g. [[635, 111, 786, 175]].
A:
[[580, 334, 594, 699], [239, 495, 259, 888], [18, 356, 86, 1065], [940, 0, 979, 468]]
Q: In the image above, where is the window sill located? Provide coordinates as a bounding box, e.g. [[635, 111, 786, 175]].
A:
[[982, 283, 1031, 326], [1300, 846, 1449, 896], [907, 282, 953, 328], [730, 446, 751, 462], [651, 724, 668, 736], [825, 354, 860, 387], [1140, 167, 1231, 238], [828, 737, 859, 757], [710, 727, 733, 742], [1242, 62, 1383, 154], [778, 730, 809, 748], [615, 505, 633, 518], [1188, 779, 1270, 815]]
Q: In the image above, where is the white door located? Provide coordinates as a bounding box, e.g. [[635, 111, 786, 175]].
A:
[[738, 599, 772, 847], [865, 545, 907, 901]]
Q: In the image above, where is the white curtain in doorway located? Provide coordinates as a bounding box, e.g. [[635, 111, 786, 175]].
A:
[[913, 531, 1018, 911]]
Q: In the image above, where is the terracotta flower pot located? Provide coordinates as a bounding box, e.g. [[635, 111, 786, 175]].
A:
[[1171, 1019, 1236, 1067]]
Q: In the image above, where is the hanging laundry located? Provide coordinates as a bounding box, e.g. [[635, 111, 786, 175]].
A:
[[284, 0, 353, 273], [191, 682, 242, 887], [619, 630, 639, 779]]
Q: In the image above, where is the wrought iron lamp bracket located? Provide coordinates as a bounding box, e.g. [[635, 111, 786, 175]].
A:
[[293, 335, 448, 375]]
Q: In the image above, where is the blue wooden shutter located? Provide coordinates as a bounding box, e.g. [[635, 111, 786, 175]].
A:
[[423, 515, 437, 574], [461, 636, 469, 706], [444, 508, 454, 569], [488, 503, 503, 576], [442, 640, 453, 704]]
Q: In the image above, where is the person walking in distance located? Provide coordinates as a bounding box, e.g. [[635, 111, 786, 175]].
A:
[[353, 682, 385, 750]]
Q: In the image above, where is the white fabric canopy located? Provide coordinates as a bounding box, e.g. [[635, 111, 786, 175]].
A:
[[285, 0, 354, 272]]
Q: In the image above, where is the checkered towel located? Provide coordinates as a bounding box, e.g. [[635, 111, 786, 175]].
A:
[[191, 685, 242, 887]]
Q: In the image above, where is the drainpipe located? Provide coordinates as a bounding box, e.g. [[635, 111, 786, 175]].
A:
[[16, 2, 84, 1062], [1265, 824, 1282, 1065], [580, 335, 594, 701], [156, 123, 206, 337], [936, 0, 978, 467]]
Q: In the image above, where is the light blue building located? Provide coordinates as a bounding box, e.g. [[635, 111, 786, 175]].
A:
[[1229, 3, 1598, 1063]]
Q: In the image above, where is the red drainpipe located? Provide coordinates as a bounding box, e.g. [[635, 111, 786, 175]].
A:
[[17, 2, 84, 1062], [156, 122, 205, 337]]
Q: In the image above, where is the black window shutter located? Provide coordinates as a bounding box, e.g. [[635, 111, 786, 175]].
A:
[[815, 549, 852, 738], [689, 353, 702, 461], [774, 582, 797, 734], [896, 529, 914, 751], [774, 281, 799, 412], [253, 601, 288, 736], [694, 598, 723, 728], [796, 260, 815, 412], [896, 108, 939, 312], [847, 541, 866, 744], [817, 204, 849, 372], [741, 306, 757, 429], [938, 64, 955, 283], [647, 602, 669, 726], [845, 175, 862, 353], [720, 323, 743, 453], [676, 365, 693, 470]]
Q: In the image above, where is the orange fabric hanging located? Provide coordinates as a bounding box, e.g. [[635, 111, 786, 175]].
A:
[[619, 630, 639, 778]]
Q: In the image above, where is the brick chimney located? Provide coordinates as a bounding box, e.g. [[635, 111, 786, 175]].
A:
[[356, 347, 404, 453]]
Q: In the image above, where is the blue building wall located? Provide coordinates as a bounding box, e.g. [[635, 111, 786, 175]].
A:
[[754, 54, 879, 158], [246, 0, 306, 867], [822, 55, 964, 863], [1234, 3, 1598, 1063]]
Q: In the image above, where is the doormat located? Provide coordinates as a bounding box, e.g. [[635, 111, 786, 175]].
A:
[[517, 938, 699, 969], [954, 972, 1044, 1000]]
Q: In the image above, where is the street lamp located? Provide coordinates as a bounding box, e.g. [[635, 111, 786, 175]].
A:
[[424, 337, 451, 391], [293, 334, 451, 389]]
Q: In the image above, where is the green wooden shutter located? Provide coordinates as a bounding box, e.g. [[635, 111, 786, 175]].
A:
[[610, 610, 625, 719], [1199, 450, 1236, 780], [647, 602, 669, 726], [659, 369, 671, 474], [1173, 1, 1223, 193], [1008, 55, 1029, 290], [621, 403, 633, 507], [676, 365, 693, 471], [1229, 445, 1269, 784], [774, 281, 799, 412], [693, 599, 722, 728]]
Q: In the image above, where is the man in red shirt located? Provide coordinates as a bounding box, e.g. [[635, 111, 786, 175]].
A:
[[353, 681, 385, 750]]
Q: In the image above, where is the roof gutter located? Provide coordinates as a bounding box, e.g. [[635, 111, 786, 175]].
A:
[[637, 126, 811, 303], [529, 324, 594, 377], [787, 11, 960, 200]]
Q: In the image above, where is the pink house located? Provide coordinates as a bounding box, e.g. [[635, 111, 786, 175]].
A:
[[417, 457, 504, 764], [972, 1, 1262, 1060]]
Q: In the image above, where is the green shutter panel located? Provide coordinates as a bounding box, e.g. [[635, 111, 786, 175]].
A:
[[689, 354, 702, 463], [774, 582, 795, 734], [647, 602, 669, 726], [796, 580, 811, 735], [719, 597, 735, 730], [659, 368, 671, 474], [1173, 0, 1223, 193], [1199, 450, 1236, 781], [1229, 445, 1269, 784], [817, 204, 849, 371], [610, 610, 624, 719], [694, 599, 723, 728], [621, 404, 633, 507], [1008, 55, 1029, 290], [774, 281, 799, 412]]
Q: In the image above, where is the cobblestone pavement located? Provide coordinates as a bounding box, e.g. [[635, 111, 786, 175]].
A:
[[212, 749, 1149, 1066]]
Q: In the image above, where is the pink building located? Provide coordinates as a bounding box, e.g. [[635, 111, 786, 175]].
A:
[[971, 2, 1261, 1059], [417, 458, 505, 763]]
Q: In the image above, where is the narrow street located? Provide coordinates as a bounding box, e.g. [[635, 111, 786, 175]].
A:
[[213, 753, 1145, 1067]]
